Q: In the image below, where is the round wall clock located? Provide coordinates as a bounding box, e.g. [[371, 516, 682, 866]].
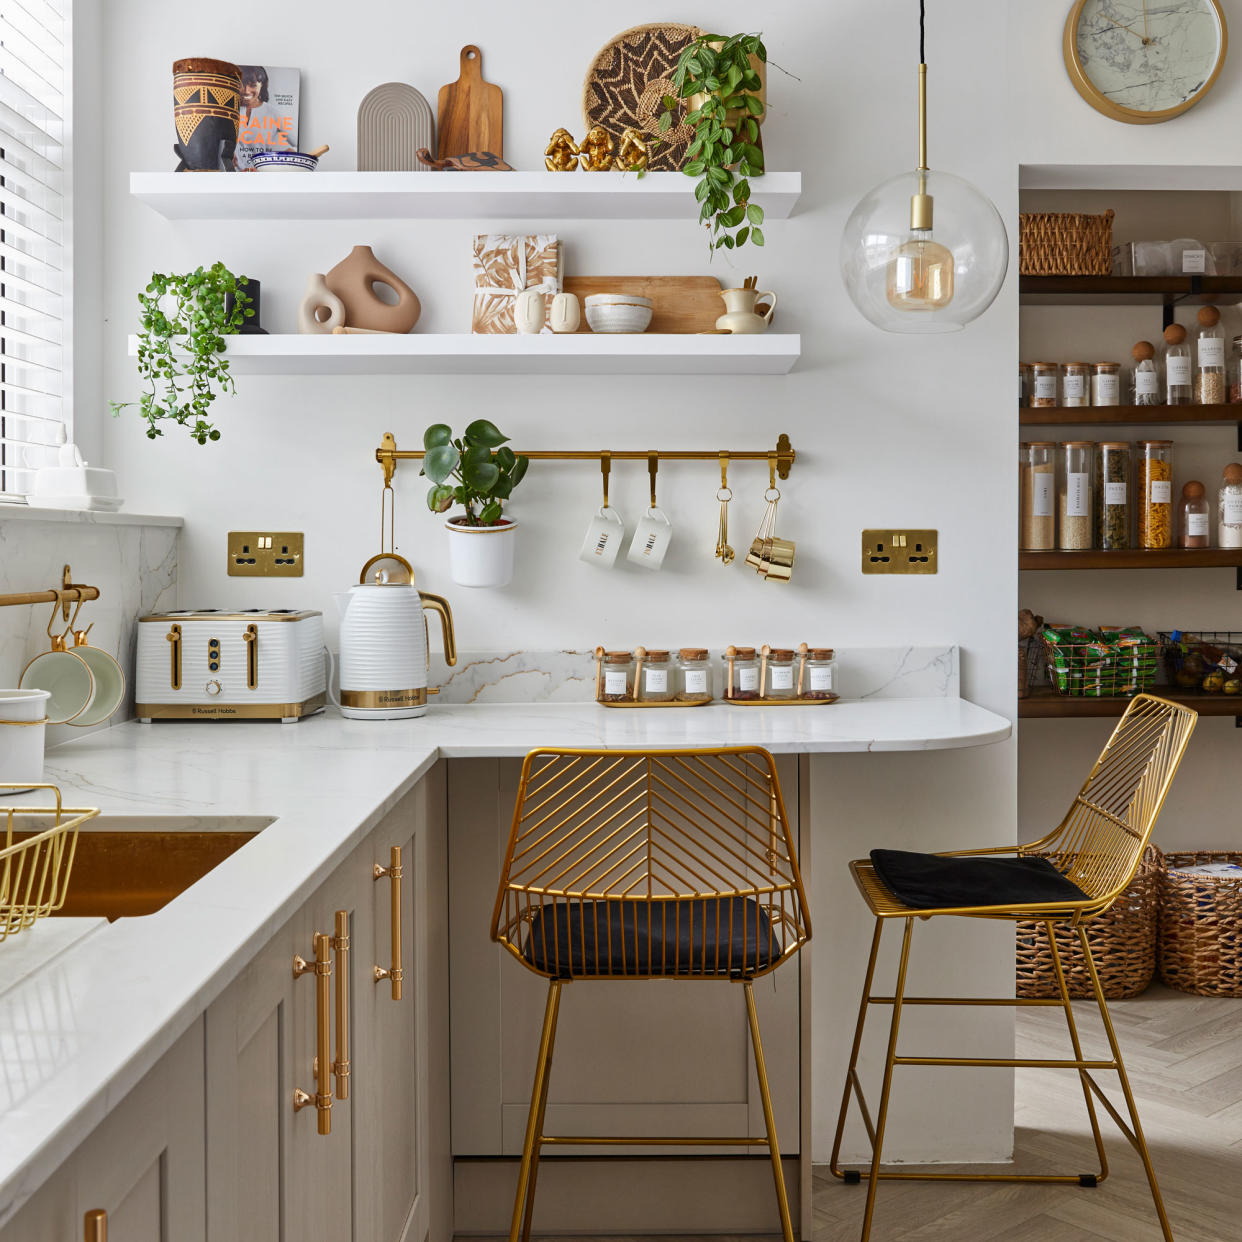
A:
[[1064, 0, 1228, 124]]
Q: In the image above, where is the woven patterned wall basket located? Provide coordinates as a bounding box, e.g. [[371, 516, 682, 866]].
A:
[[1158, 850, 1242, 997], [1016, 845, 1160, 1000], [1019, 209, 1115, 276]]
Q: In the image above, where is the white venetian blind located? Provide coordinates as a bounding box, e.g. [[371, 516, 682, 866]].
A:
[[0, 0, 68, 500]]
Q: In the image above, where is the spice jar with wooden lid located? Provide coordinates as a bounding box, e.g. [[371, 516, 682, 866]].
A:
[[723, 647, 760, 699], [1091, 362, 1121, 407], [1021, 442, 1056, 550], [638, 650, 675, 701], [599, 651, 635, 702], [1164, 324, 1192, 405], [1030, 362, 1058, 408], [804, 649, 836, 699], [1138, 440, 1174, 549], [765, 649, 797, 699], [1179, 481, 1210, 548], [1220, 463, 1242, 549], [1062, 362, 1090, 408], [1131, 340, 1160, 406], [1094, 441, 1131, 550], [1196, 307, 1227, 405], [1058, 442, 1094, 550]]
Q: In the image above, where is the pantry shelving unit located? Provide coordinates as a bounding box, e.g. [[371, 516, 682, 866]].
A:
[[1019, 548, 1242, 572], [1019, 687, 1241, 719]]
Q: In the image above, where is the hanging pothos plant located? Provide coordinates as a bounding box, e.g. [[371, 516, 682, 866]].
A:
[[112, 262, 252, 444]]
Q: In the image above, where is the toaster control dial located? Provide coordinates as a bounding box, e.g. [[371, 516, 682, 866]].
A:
[[205, 679, 223, 697]]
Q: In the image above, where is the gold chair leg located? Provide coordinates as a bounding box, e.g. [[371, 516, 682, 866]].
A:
[[519, 977, 562, 1242], [744, 980, 795, 1242], [1077, 929, 1175, 1242], [510, 980, 563, 1242]]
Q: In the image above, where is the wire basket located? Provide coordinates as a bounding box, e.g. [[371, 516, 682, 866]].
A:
[[1019, 210, 1114, 275], [1158, 851, 1242, 997], [1040, 629, 1159, 698], [1018, 637, 1044, 699], [1159, 631, 1242, 696], [0, 784, 98, 943]]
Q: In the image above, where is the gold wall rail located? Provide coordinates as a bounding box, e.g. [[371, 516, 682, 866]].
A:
[[375, 431, 796, 486], [0, 564, 100, 621]]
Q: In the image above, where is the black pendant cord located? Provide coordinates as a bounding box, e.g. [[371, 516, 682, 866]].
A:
[[920, 0, 926, 64]]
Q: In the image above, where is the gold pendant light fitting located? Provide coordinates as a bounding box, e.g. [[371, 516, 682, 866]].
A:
[[909, 63, 933, 233]]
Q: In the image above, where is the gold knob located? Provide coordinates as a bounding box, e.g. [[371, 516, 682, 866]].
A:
[[84, 1209, 107, 1242]]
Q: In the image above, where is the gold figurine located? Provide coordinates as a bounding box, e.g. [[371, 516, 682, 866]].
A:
[[579, 125, 616, 171], [615, 127, 648, 171], [543, 127, 580, 172]]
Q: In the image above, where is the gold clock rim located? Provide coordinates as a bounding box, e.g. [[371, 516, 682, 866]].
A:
[[1063, 0, 1228, 125]]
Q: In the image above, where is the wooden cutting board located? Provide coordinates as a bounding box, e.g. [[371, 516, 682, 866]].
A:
[[436, 45, 503, 160], [564, 277, 723, 333]]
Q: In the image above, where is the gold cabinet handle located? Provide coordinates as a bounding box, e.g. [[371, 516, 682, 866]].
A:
[[331, 909, 350, 1100], [373, 845, 403, 1000], [167, 624, 181, 690], [293, 931, 333, 1135], [244, 623, 259, 690], [84, 1210, 107, 1242]]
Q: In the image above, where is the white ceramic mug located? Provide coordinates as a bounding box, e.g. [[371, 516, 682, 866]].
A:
[[579, 506, 626, 568], [19, 647, 96, 724], [626, 507, 673, 570], [66, 629, 127, 727]]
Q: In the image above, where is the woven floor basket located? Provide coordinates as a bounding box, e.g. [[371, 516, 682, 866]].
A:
[[1019, 210, 1115, 276], [1158, 850, 1242, 997], [1016, 845, 1160, 1000]]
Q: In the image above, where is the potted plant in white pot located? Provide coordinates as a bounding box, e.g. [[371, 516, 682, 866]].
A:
[[423, 419, 528, 588]]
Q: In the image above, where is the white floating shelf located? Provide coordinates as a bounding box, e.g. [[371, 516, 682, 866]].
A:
[[126, 333, 800, 376], [129, 170, 802, 222]]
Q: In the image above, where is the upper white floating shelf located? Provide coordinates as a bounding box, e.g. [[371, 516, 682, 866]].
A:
[[129, 170, 802, 222]]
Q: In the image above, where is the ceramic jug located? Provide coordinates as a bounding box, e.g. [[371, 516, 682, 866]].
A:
[[715, 287, 777, 334], [324, 245, 421, 333], [298, 273, 346, 334]]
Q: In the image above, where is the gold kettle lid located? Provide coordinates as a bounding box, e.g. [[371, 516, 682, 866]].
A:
[[358, 553, 415, 586]]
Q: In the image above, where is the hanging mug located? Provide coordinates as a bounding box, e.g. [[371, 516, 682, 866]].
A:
[[65, 625, 127, 727], [579, 506, 626, 567], [626, 507, 673, 570]]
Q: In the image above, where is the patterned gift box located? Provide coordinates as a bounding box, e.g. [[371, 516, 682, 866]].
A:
[[471, 233, 562, 334]]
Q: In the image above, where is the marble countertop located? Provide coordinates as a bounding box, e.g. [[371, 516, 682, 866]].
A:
[[0, 698, 1010, 1222]]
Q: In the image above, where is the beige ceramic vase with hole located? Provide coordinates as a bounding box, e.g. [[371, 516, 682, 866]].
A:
[[298, 273, 346, 334], [324, 245, 421, 333]]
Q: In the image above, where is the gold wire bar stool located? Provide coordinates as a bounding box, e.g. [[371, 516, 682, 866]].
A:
[[492, 747, 811, 1242], [830, 693, 1198, 1242]]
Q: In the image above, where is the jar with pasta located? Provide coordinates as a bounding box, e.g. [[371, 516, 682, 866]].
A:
[[1062, 362, 1090, 408], [1058, 442, 1094, 550], [1091, 362, 1121, 407], [1131, 340, 1160, 406], [1163, 324, 1192, 405], [1094, 441, 1131, 550], [1030, 362, 1058, 408], [1137, 440, 1174, 549], [1195, 306, 1227, 405], [1220, 463, 1242, 549], [1020, 442, 1056, 551]]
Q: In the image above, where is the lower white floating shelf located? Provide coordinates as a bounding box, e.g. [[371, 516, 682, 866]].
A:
[[127, 333, 800, 376]]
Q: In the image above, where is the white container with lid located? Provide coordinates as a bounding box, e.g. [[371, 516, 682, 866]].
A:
[[0, 688, 51, 793]]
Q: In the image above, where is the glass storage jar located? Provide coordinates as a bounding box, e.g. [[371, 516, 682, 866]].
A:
[[638, 650, 674, 702], [1018, 363, 1031, 406], [1062, 362, 1090, 408], [676, 648, 713, 701], [1163, 324, 1192, 405], [804, 649, 837, 699], [1179, 481, 1210, 548], [1094, 441, 1131, 551], [1137, 441, 1174, 549], [1091, 362, 1121, 407], [1220, 463, 1242, 549], [599, 651, 635, 702], [1030, 362, 1058, 408], [1131, 340, 1160, 406], [765, 649, 796, 699], [723, 647, 760, 700], [1058, 441, 1094, 550], [1232, 336, 1242, 404], [1196, 307, 1227, 405], [1020, 442, 1056, 551]]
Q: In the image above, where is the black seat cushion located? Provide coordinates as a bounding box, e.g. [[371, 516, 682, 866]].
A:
[[869, 849, 1088, 911], [523, 896, 778, 978]]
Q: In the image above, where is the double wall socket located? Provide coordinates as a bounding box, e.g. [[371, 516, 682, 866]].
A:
[[861, 529, 938, 574], [227, 532, 304, 577]]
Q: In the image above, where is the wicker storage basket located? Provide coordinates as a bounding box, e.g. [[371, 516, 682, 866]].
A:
[[1158, 851, 1242, 997], [1016, 845, 1160, 1000], [1019, 210, 1115, 276]]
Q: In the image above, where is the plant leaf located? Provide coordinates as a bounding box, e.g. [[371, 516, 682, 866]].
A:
[[423, 444, 460, 483], [495, 446, 516, 470], [462, 459, 501, 491], [423, 423, 452, 449], [464, 418, 509, 447], [478, 500, 503, 525], [751, 226, 765, 247], [747, 202, 764, 225], [733, 178, 751, 205], [427, 484, 455, 513], [509, 455, 529, 489], [736, 226, 750, 247]]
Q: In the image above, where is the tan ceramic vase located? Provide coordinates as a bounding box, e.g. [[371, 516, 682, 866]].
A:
[[324, 245, 421, 333]]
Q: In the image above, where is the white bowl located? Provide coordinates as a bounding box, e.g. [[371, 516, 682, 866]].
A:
[[584, 295, 653, 334]]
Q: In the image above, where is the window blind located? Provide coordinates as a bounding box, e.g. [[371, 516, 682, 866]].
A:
[[0, 0, 68, 501]]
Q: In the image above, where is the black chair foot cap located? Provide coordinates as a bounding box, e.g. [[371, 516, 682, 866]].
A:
[[1079, 1173, 1099, 1188], [843, 1169, 862, 1185]]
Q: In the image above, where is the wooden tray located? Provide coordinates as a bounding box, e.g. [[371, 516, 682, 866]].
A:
[[564, 276, 723, 334], [597, 697, 713, 708], [724, 694, 840, 706]]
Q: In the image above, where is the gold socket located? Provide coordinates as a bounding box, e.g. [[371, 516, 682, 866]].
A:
[[228, 531, 304, 577], [861, 530, 938, 575]]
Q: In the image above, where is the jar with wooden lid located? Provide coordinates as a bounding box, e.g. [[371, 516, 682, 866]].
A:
[[1019, 363, 1032, 406], [1094, 441, 1131, 550], [676, 648, 712, 701], [1091, 362, 1121, 407], [1163, 324, 1192, 405], [1137, 441, 1174, 549], [1062, 362, 1090, 408], [804, 649, 836, 699], [599, 651, 635, 702], [1030, 362, 1058, 408], [638, 650, 675, 702], [1220, 463, 1242, 549], [765, 649, 796, 699], [1131, 340, 1160, 406], [723, 647, 760, 700], [1020, 442, 1056, 550], [1179, 481, 1210, 548], [1196, 307, 1227, 405], [1058, 442, 1094, 550]]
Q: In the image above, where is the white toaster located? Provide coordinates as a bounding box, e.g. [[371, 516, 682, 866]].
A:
[[136, 610, 326, 722]]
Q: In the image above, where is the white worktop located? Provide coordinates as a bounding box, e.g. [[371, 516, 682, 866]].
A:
[[0, 698, 1009, 1223]]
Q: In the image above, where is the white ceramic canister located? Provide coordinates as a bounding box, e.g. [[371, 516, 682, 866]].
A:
[[0, 688, 51, 792]]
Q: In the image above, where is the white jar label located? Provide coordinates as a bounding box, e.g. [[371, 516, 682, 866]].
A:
[[645, 668, 668, 693], [1182, 248, 1207, 273], [809, 666, 834, 692], [604, 670, 628, 696], [770, 666, 794, 690], [1225, 494, 1242, 525], [1200, 337, 1226, 368], [1034, 374, 1057, 400], [1151, 479, 1172, 505], [1033, 473, 1053, 517], [1063, 373, 1086, 399], [1135, 369, 1159, 396], [1187, 512, 1209, 537], [1092, 374, 1120, 405], [1167, 355, 1192, 385], [683, 669, 707, 694], [1066, 472, 1090, 517], [1105, 481, 1128, 506], [738, 666, 759, 692]]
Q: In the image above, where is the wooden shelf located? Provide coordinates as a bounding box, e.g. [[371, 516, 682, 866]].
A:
[[1019, 403, 1241, 428], [1020, 687, 1241, 719], [129, 170, 803, 222], [1020, 275, 1242, 306], [126, 332, 801, 376], [1020, 548, 1242, 571]]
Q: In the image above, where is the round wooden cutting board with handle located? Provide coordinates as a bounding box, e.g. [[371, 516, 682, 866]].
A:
[[437, 45, 503, 161]]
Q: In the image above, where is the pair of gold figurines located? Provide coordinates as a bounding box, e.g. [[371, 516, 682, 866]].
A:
[[545, 126, 648, 172]]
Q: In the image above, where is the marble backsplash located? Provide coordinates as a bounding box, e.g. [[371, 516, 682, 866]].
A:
[[0, 511, 180, 748]]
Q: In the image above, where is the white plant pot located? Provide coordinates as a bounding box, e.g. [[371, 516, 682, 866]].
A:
[[0, 688, 50, 793], [445, 517, 517, 588]]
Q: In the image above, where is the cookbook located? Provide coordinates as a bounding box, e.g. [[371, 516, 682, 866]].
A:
[[234, 64, 300, 169]]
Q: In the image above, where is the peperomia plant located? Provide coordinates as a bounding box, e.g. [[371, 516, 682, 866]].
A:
[[111, 262, 252, 444], [659, 32, 767, 252], [422, 419, 529, 526]]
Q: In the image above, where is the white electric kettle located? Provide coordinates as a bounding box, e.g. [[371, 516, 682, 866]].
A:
[[334, 555, 456, 720]]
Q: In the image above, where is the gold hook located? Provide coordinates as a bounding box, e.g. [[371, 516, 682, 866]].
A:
[[65, 595, 86, 635], [648, 452, 658, 510], [45, 598, 63, 641], [719, 451, 730, 491], [601, 452, 611, 509], [768, 451, 777, 491]]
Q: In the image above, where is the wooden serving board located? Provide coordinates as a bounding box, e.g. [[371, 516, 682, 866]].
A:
[[437, 45, 503, 160], [564, 276, 723, 334]]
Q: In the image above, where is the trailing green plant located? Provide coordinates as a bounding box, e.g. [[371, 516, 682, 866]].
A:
[[422, 419, 529, 527], [659, 32, 767, 252], [111, 262, 252, 444]]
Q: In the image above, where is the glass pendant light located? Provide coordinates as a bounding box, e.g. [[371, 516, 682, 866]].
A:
[[840, 0, 1008, 333]]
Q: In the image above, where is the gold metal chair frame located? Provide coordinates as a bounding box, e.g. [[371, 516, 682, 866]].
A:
[[829, 693, 1197, 1242], [492, 747, 811, 1242]]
